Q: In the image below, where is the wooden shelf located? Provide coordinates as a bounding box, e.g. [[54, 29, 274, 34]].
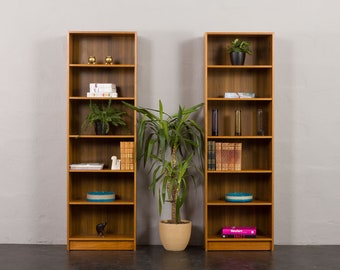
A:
[[204, 32, 274, 251], [69, 200, 135, 205], [70, 64, 135, 68], [207, 200, 273, 206], [67, 31, 137, 251], [69, 135, 135, 139], [69, 234, 135, 240], [207, 98, 273, 101], [207, 169, 272, 173], [207, 65, 272, 69]]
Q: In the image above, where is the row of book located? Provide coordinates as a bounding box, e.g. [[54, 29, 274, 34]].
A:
[[208, 141, 242, 171], [120, 141, 134, 170]]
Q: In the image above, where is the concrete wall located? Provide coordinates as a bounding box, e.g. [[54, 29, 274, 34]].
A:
[[0, 0, 339, 245]]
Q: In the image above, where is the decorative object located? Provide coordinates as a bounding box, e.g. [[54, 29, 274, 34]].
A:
[[212, 109, 218, 136], [82, 100, 126, 135], [224, 92, 255, 98], [123, 100, 204, 251], [235, 109, 241, 136], [227, 38, 252, 65], [87, 191, 115, 202], [70, 163, 104, 170], [111, 156, 121, 170], [105, 56, 113, 64], [96, 221, 107, 237], [88, 56, 96, 64], [257, 109, 265, 135], [225, 192, 253, 202]]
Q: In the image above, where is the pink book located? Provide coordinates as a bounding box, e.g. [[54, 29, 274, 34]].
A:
[[221, 226, 256, 238]]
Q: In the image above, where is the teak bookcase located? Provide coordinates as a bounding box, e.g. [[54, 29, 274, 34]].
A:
[[204, 32, 274, 251], [67, 31, 137, 250]]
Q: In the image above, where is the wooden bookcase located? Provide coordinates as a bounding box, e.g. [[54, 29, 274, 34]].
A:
[[204, 32, 274, 251], [67, 31, 137, 250]]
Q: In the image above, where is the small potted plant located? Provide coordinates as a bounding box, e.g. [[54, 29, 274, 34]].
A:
[[82, 100, 126, 135], [123, 100, 204, 251], [227, 38, 252, 65]]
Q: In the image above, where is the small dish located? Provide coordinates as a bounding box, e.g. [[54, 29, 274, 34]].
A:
[[87, 191, 115, 202], [225, 192, 253, 202]]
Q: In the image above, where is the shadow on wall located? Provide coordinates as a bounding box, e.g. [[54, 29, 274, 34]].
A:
[[274, 36, 295, 244], [136, 34, 205, 246], [179, 36, 205, 246]]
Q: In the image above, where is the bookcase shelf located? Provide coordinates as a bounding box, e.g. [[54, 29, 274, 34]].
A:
[[204, 32, 274, 251], [67, 31, 137, 251]]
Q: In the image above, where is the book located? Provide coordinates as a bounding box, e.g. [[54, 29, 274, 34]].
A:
[[221, 143, 228, 171], [221, 226, 256, 238], [227, 143, 235, 170], [234, 143, 242, 170], [209, 142, 242, 171], [120, 141, 134, 170], [215, 142, 222, 170], [208, 141, 216, 170]]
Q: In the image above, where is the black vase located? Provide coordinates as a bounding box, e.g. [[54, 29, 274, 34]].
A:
[[230, 52, 246, 65], [95, 121, 107, 135]]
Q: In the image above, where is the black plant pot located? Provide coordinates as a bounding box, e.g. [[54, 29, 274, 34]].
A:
[[95, 121, 108, 135], [230, 52, 246, 65]]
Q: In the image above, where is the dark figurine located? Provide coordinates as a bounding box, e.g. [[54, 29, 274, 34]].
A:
[[96, 221, 107, 237]]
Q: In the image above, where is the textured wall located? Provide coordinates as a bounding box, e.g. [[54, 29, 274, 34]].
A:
[[0, 0, 339, 245]]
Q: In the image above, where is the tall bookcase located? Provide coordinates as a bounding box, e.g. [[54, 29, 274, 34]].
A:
[[204, 32, 274, 251], [67, 31, 137, 250]]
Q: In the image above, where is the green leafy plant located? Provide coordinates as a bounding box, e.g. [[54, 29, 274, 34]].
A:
[[123, 100, 204, 224], [227, 38, 252, 55], [82, 100, 126, 134]]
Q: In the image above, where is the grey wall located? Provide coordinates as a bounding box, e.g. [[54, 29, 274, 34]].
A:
[[0, 0, 339, 245]]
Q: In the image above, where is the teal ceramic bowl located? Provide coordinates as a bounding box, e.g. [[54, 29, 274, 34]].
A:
[[225, 192, 253, 202], [87, 191, 115, 202]]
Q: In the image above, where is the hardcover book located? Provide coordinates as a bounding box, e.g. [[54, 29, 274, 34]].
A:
[[234, 143, 242, 170], [221, 226, 256, 238], [215, 142, 222, 170]]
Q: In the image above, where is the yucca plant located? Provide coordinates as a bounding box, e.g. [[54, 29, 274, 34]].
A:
[[123, 100, 204, 224]]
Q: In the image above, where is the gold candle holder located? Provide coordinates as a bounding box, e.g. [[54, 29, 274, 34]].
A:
[[105, 56, 113, 64], [88, 56, 96, 64]]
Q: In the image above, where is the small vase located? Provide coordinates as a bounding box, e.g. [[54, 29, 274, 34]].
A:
[[230, 52, 246, 65]]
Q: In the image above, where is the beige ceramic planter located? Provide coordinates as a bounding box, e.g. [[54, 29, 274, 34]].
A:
[[159, 220, 192, 251]]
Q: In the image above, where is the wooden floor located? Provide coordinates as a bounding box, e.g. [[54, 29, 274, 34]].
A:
[[0, 244, 339, 269]]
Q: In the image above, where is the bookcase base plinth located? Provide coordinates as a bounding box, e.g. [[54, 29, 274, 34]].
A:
[[69, 240, 135, 251], [206, 240, 273, 251]]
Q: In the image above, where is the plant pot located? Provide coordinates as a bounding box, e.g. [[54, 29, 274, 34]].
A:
[[95, 121, 108, 135], [159, 220, 192, 251], [230, 52, 246, 65]]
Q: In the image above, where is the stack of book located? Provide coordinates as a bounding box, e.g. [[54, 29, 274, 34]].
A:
[[120, 141, 134, 170], [208, 142, 242, 171], [87, 83, 118, 97], [221, 226, 256, 238]]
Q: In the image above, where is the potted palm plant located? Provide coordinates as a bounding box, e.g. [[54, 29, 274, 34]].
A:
[[82, 100, 126, 135], [123, 100, 204, 251], [227, 38, 252, 65]]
